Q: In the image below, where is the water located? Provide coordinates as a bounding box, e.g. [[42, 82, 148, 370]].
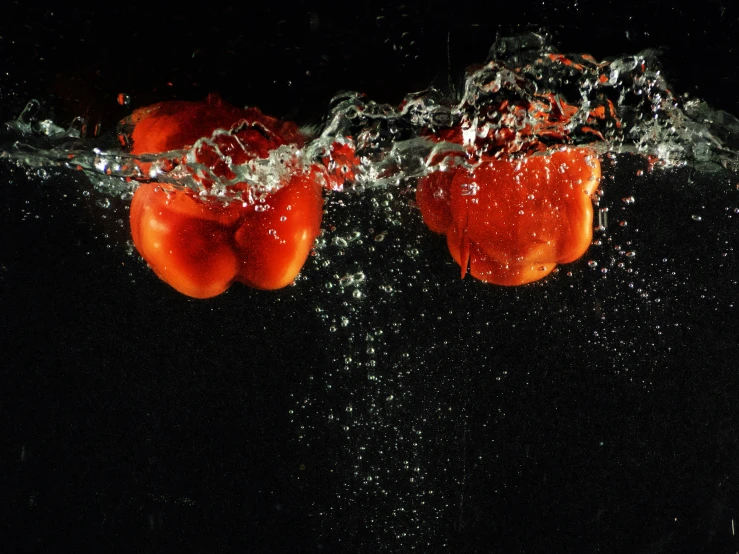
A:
[[3, 33, 739, 553]]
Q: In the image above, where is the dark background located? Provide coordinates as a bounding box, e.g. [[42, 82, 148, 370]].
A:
[[2, 1, 739, 552]]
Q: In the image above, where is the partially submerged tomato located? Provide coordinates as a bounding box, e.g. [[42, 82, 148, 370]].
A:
[[124, 95, 324, 298], [416, 148, 601, 285]]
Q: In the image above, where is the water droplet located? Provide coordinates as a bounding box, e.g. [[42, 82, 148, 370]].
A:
[[460, 183, 479, 196]]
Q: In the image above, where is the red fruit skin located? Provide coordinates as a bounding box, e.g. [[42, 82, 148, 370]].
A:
[[125, 95, 324, 298], [130, 174, 323, 298], [416, 148, 601, 286], [130, 183, 241, 298], [233, 170, 324, 291], [127, 93, 304, 157]]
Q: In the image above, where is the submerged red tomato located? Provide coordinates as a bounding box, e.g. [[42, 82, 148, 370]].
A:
[[124, 95, 324, 298], [416, 148, 601, 285]]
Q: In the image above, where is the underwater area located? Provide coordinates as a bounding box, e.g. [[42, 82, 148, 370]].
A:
[[2, 1, 739, 552]]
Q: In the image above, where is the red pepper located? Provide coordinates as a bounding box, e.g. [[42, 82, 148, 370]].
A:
[[416, 148, 601, 285], [124, 94, 324, 298], [130, 174, 323, 298], [125, 93, 304, 158], [124, 92, 600, 296]]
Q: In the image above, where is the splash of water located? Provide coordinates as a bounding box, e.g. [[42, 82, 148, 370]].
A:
[[4, 34, 738, 552], [2, 33, 738, 201]]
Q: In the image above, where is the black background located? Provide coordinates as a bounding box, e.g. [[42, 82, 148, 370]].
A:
[[2, 1, 739, 552]]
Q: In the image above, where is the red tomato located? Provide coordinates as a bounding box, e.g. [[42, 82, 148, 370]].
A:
[[416, 148, 601, 285], [130, 173, 323, 298], [125, 95, 324, 298]]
